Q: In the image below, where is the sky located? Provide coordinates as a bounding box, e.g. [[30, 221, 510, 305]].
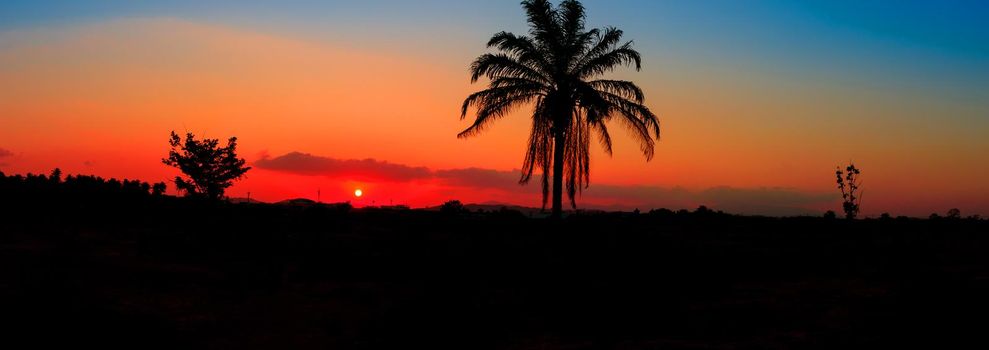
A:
[[1, 1, 987, 216]]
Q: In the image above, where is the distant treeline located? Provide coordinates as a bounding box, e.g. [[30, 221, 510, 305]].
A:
[[1, 168, 166, 206], [0, 169, 983, 222]]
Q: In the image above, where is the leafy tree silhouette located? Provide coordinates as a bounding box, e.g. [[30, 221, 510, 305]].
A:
[[162, 131, 250, 200], [459, 0, 660, 218]]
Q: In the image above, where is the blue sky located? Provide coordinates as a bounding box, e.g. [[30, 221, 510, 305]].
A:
[[3, 1, 985, 91]]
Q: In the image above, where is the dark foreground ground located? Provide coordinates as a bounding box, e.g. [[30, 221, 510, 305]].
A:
[[3, 197, 989, 349]]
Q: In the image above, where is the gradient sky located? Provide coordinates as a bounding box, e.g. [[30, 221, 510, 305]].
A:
[[1, 1, 987, 216]]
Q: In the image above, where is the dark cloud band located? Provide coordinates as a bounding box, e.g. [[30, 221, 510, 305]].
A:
[[254, 152, 836, 215], [255, 152, 432, 182]]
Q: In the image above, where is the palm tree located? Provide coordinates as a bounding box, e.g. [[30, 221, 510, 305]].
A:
[[459, 0, 660, 218]]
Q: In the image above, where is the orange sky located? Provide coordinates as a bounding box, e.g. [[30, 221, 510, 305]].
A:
[[1, 19, 986, 216]]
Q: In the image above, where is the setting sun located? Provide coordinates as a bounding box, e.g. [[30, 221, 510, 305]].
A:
[[354, 189, 363, 198]]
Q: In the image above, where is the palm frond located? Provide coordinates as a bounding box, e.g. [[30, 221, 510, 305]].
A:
[[563, 109, 592, 208], [489, 77, 548, 90], [571, 27, 624, 72], [559, 0, 586, 42], [597, 92, 659, 159], [470, 53, 549, 84], [575, 41, 642, 79], [588, 79, 645, 103], [522, 0, 563, 54], [587, 110, 613, 156], [519, 97, 554, 209], [461, 83, 544, 117], [486, 31, 553, 74], [458, 92, 540, 138]]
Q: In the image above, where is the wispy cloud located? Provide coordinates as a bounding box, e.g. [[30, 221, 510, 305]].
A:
[[254, 152, 837, 216]]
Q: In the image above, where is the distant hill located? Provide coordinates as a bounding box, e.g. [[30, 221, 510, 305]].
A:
[[273, 198, 352, 210], [227, 197, 264, 204], [277, 198, 318, 206], [420, 202, 544, 217]]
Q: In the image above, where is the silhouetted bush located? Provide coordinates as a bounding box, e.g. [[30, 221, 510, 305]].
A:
[[695, 205, 712, 214], [440, 200, 468, 215], [836, 163, 863, 219], [645, 208, 674, 221], [947, 208, 961, 219], [493, 206, 526, 220], [151, 182, 167, 196]]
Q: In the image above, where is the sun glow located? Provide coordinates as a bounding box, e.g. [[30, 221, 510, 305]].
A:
[[354, 189, 363, 197]]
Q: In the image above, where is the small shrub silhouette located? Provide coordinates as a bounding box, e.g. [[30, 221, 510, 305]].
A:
[[835, 163, 863, 219]]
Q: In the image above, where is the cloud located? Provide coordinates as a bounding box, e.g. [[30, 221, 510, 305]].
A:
[[430, 168, 835, 215], [0, 147, 12, 166], [434, 167, 529, 191], [254, 152, 432, 182], [254, 152, 837, 216], [428, 167, 835, 215]]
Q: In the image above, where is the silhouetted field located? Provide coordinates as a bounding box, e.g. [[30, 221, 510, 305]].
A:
[[2, 173, 988, 349]]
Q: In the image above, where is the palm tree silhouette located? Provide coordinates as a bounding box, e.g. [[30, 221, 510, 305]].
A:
[[460, 0, 660, 218]]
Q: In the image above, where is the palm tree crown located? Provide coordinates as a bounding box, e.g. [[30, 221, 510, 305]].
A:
[[460, 0, 660, 217]]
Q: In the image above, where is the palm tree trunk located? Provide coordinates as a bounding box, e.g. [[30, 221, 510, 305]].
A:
[[551, 130, 566, 219]]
